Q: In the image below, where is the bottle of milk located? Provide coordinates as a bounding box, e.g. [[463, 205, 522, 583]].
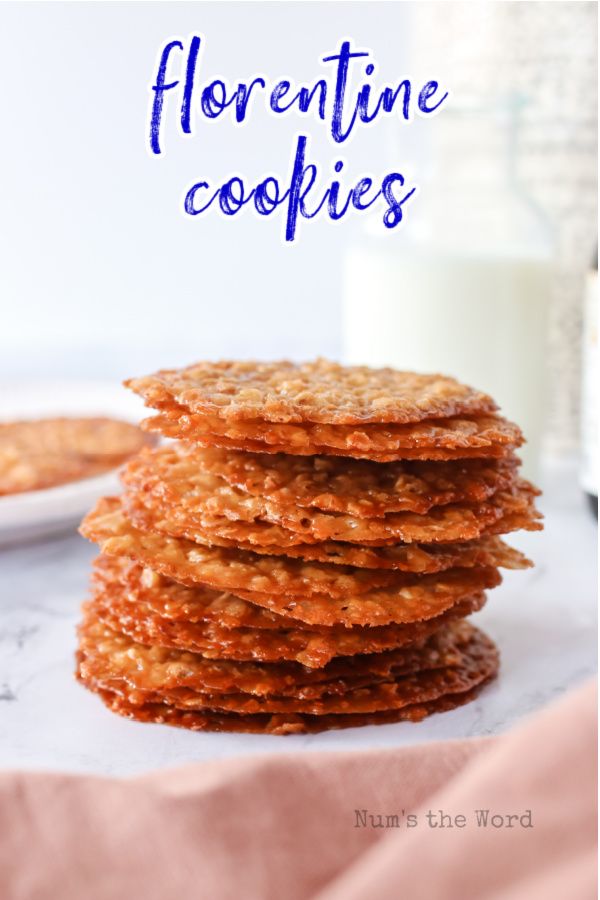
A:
[[343, 99, 553, 480]]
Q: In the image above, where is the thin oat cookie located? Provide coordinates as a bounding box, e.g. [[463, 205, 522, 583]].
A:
[[91, 556, 487, 666], [92, 595, 487, 669], [107, 655, 497, 716], [123, 462, 540, 545], [110, 507, 531, 572], [0, 417, 152, 495], [86, 681, 494, 733], [185, 445, 520, 516], [78, 621, 498, 714], [89, 561, 487, 666], [122, 445, 534, 541], [77, 610, 478, 698], [80, 498, 502, 625], [125, 358, 497, 426], [141, 406, 523, 461], [273, 536, 531, 572], [124, 487, 536, 549], [148, 421, 520, 462], [232, 565, 501, 626], [91, 555, 292, 630], [80, 497, 400, 599]]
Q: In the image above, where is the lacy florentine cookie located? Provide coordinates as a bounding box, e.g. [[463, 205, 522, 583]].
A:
[[122, 457, 541, 545], [90, 556, 487, 666], [80, 498, 502, 625], [114, 658, 493, 715], [91, 555, 291, 630], [0, 417, 151, 495], [181, 445, 520, 516], [231, 566, 500, 627], [77, 611, 476, 697], [87, 682, 491, 733], [91, 593, 486, 668], [121, 495, 533, 572], [81, 498, 399, 598], [266, 537, 530, 572], [125, 487, 541, 548], [241, 483, 540, 545], [125, 359, 497, 425], [77, 623, 498, 729], [141, 407, 522, 461]]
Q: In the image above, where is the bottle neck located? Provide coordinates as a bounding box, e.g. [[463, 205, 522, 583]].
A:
[[399, 105, 554, 258], [434, 109, 519, 192]]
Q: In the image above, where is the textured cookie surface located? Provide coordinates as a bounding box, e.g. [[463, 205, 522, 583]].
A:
[[141, 407, 522, 461], [89, 683, 491, 734], [0, 417, 151, 495], [77, 611, 479, 697], [80, 498, 503, 625], [90, 555, 487, 666], [121, 497, 533, 573], [78, 621, 499, 732], [179, 445, 520, 516], [230, 567, 500, 627], [125, 359, 497, 425], [81, 498, 399, 598], [122, 454, 541, 546]]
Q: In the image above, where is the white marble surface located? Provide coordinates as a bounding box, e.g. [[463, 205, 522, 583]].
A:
[[0, 460, 596, 777]]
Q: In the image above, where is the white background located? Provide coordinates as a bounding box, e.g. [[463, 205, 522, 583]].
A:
[[0, 1, 423, 379]]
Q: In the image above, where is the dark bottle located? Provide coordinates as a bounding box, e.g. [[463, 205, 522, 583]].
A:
[[580, 244, 598, 517]]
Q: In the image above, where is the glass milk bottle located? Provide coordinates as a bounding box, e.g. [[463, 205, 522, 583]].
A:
[[342, 100, 554, 479]]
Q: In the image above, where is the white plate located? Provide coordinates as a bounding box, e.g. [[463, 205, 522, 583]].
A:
[[0, 381, 148, 547]]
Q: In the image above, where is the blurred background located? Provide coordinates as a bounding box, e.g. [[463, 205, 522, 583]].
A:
[[0, 1, 597, 480]]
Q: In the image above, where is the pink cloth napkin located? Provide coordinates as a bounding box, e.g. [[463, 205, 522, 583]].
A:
[[0, 680, 596, 900]]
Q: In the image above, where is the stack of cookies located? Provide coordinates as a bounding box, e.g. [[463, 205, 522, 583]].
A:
[[77, 360, 542, 735]]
